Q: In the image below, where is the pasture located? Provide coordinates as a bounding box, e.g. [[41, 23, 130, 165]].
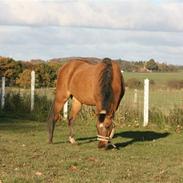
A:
[[0, 71, 183, 182], [123, 71, 183, 87], [0, 117, 183, 183]]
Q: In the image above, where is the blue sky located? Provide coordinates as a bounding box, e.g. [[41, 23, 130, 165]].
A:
[[0, 0, 183, 65]]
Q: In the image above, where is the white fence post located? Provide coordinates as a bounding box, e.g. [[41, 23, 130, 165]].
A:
[[63, 101, 68, 120], [143, 79, 149, 126], [134, 89, 138, 105], [31, 71, 35, 111], [1, 77, 5, 109]]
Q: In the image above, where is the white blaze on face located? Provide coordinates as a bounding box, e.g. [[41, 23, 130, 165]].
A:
[[99, 123, 104, 128]]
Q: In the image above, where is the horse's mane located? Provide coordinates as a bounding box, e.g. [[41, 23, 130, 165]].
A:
[[100, 58, 113, 113]]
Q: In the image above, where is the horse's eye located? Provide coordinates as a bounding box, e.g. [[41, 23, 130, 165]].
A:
[[105, 123, 112, 129]]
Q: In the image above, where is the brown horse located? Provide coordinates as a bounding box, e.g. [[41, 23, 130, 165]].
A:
[[48, 58, 125, 148]]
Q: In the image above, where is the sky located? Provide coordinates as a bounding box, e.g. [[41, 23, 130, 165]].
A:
[[0, 0, 183, 65]]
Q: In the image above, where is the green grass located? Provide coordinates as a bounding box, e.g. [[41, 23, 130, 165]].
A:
[[123, 71, 183, 88], [122, 89, 183, 114], [0, 117, 183, 183], [123, 71, 183, 83]]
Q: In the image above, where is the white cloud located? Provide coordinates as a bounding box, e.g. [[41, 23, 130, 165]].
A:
[[0, 0, 183, 65], [0, 0, 183, 32]]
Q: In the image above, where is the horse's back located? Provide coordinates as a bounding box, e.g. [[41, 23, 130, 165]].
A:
[[56, 59, 124, 108], [56, 60, 100, 105]]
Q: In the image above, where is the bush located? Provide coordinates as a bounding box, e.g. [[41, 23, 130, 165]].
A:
[[167, 80, 183, 89], [114, 103, 142, 127], [149, 108, 166, 128], [0, 93, 52, 121], [126, 78, 143, 89], [149, 79, 155, 85], [32, 95, 53, 121], [3, 93, 30, 113], [167, 107, 183, 127]]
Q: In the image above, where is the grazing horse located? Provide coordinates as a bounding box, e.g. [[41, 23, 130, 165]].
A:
[[48, 58, 125, 148]]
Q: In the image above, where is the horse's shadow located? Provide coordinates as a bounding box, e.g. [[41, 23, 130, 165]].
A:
[[54, 135, 97, 145], [76, 131, 170, 149], [113, 131, 170, 149], [76, 136, 97, 145]]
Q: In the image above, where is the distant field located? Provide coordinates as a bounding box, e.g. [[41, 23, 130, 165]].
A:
[[123, 70, 183, 87], [122, 71, 183, 115]]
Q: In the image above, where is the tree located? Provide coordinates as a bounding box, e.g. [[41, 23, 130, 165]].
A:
[[48, 60, 63, 73], [35, 63, 55, 87], [145, 59, 158, 71], [0, 57, 23, 86], [16, 69, 31, 88]]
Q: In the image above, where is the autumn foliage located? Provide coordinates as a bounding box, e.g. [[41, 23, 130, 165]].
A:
[[0, 56, 64, 88]]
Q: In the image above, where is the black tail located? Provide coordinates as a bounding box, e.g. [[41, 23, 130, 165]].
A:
[[100, 58, 113, 113], [47, 100, 56, 143]]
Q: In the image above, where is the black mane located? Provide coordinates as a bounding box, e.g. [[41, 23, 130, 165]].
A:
[[100, 58, 113, 113]]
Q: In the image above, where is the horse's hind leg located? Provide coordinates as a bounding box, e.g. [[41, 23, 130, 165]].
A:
[[68, 97, 81, 144], [48, 94, 69, 144]]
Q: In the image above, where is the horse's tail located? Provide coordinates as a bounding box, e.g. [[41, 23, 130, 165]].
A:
[[100, 58, 113, 114], [47, 100, 56, 143]]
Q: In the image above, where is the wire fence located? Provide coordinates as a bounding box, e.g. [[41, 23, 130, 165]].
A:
[[1, 76, 183, 126]]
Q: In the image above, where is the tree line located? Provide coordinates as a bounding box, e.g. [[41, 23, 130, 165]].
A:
[[117, 58, 178, 72], [0, 56, 65, 88], [0, 56, 180, 88]]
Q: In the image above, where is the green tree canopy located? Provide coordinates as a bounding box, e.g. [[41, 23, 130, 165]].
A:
[[145, 59, 158, 71], [35, 63, 56, 87]]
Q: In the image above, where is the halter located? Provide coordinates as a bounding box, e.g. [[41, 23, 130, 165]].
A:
[[97, 135, 111, 142], [97, 134, 116, 149], [97, 123, 115, 142]]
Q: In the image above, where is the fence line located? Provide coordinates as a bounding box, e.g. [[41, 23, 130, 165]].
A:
[[0, 74, 68, 116], [0, 75, 149, 124], [1, 77, 5, 109], [1, 74, 182, 125]]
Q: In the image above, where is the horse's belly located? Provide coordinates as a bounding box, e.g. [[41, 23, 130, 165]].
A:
[[69, 80, 96, 105], [71, 91, 95, 105]]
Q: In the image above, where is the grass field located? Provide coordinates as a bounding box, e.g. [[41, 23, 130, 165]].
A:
[[0, 117, 183, 183], [123, 71, 183, 86]]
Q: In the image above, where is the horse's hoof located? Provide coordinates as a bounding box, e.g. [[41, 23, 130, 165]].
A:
[[48, 140, 53, 144], [98, 142, 106, 148], [69, 136, 77, 144]]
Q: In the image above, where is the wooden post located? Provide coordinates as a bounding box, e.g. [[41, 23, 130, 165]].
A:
[[31, 71, 35, 111], [1, 77, 5, 109], [143, 79, 149, 126], [134, 89, 138, 106], [63, 100, 68, 120]]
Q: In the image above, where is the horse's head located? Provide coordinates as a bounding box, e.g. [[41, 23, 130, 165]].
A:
[[96, 112, 115, 148]]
